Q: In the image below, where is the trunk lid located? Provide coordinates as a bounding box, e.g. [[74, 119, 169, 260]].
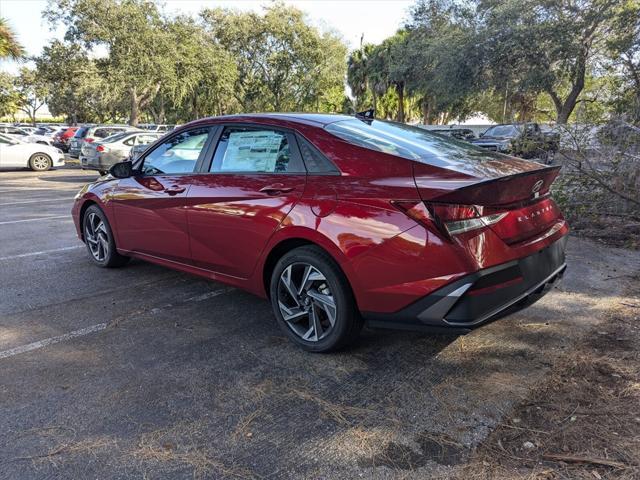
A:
[[413, 162, 564, 244]]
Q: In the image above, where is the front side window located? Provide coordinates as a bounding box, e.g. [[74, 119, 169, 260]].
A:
[[141, 128, 211, 175], [209, 127, 304, 173]]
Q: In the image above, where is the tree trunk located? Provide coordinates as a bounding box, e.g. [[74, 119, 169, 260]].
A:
[[549, 51, 587, 124], [422, 97, 431, 125], [129, 86, 139, 127], [396, 83, 404, 123]]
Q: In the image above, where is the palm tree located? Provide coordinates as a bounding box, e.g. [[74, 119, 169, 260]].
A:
[[0, 17, 25, 60]]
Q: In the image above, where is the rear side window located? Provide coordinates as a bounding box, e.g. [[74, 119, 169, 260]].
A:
[[137, 134, 160, 145], [209, 127, 304, 174], [296, 135, 338, 174]]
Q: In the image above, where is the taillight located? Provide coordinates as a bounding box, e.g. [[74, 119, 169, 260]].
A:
[[96, 145, 105, 152], [392, 201, 507, 238], [85, 137, 94, 143], [430, 204, 508, 236]]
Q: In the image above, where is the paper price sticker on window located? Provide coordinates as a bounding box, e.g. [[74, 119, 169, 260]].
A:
[[221, 131, 285, 172]]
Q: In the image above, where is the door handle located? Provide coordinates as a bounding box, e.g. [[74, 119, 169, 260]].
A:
[[259, 184, 295, 195], [164, 186, 186, 196]]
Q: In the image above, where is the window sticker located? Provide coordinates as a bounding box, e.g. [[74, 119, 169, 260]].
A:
[[220, 131, 285, 172]]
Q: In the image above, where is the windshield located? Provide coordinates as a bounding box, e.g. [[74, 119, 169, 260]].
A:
[[482, 125, 519, 138]]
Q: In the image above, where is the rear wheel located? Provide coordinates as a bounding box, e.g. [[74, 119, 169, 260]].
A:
[[270, 246, 363, 352], [83, 205, 129, 268], [29, 153, 52, 171]]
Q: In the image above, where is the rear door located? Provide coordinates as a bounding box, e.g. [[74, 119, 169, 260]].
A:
[[0, 134, 21, 167], [186, 125, 307, 277], [110, 127, 216, 263]]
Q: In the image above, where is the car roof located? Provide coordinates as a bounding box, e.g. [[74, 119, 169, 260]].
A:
[[184, 113, 356, 129]]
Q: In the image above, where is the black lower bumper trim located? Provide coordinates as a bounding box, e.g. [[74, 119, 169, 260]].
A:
[[363, 236, 567, 333]]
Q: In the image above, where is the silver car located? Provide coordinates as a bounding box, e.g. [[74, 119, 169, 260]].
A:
[[81, 131, 162, 173], [72, 125, 133, 158]]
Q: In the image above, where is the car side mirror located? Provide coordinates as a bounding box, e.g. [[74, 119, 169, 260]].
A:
[[109, 161, 133, 179]]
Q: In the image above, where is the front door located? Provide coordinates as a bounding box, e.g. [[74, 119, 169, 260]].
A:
[[110, 127, 215, 264], [186, 126, 307, 278]]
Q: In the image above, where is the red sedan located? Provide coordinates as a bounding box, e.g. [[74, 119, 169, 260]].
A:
[[72, 113, 568, 352]]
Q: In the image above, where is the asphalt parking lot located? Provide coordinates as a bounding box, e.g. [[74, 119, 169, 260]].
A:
[[1, 165, 639, 479]]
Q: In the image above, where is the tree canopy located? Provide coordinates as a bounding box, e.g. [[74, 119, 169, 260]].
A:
[[0, 0, 637, 126], [347, 0, 640, 124]]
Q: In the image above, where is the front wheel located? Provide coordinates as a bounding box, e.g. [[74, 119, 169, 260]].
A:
[[29, 153, 52, 171], [83, 205, 130, 268], [270, 246, 363, 352]]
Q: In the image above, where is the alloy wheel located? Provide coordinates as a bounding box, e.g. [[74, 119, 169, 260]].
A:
[[85, 212, 109, 262], [31, 155, 50, 170], [277, 262, 337, 342]]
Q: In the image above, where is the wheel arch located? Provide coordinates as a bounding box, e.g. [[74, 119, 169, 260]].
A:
[[260, 233, 356, 305], [78, 199, 99, 241]]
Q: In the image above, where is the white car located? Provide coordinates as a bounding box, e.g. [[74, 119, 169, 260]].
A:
[[0, 133, 65, 171], [1, 126, 56, 146]]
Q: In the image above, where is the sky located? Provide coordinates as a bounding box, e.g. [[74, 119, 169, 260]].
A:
[[0, 0, 415, 74]]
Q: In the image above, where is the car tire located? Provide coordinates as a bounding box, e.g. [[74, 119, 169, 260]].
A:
[[82, 205, 130, 268], [29, 153, 52, 171], [270, 245, 363, 352]]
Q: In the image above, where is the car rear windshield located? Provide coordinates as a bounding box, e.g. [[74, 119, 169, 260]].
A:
[[74, 127, 89, 138], [324, 119, 497, 165], [483, 125, 519, 137]]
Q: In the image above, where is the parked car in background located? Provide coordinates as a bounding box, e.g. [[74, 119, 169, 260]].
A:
[[472, 123, 560, 162], [2, 125, 59, 146], [53, 127, 79, 152], [0, 133, 64, 171], [0, 125, 31, 137], [69, 125, 132, 158], [428, 127, 476, 141], [68, 126, 93, 158], [138, 124, 176, 132], [72, 113, 568, 352], [81, 131, 163, 174], [15, 125, 38, 134]]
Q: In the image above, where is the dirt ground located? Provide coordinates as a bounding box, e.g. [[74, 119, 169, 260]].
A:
[[455, 301, 640, 480], [1, 166, 639, 479]]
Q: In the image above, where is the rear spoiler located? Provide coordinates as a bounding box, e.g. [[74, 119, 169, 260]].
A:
[[419, 166, 562, 207]]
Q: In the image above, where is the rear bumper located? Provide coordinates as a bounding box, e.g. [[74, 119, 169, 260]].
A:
[[364, 235, 567, 333]]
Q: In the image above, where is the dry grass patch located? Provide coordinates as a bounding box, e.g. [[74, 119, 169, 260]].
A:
[[455, 303, 640, 480]]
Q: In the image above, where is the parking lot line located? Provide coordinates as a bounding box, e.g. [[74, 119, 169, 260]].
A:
[[0, 323, 107, 360], [0, 215, 70, 225], [0, 188, 74, 193], [0, 198, 76, 206], [0, 245, 84, 261]]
